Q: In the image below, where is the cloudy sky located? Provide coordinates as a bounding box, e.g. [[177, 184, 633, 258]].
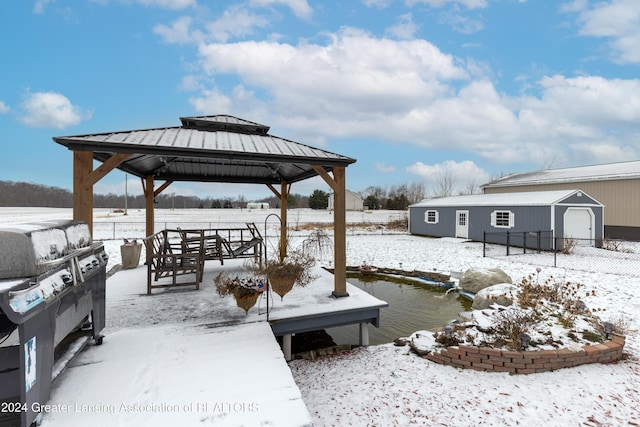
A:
[[1, 0, 639, 200]]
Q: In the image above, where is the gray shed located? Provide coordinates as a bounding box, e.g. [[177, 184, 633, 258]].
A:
[[408, 190, 604, 248]]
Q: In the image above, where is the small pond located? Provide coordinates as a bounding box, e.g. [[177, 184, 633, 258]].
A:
[[290, 274, 472, 353]]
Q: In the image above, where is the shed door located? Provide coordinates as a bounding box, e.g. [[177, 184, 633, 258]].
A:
[[456, 210, 469, 239], [563, 208, 594, 244]]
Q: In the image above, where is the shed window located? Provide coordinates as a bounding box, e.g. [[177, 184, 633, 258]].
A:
[[424, 210, 439, 224], [491, 210, 514, 228]]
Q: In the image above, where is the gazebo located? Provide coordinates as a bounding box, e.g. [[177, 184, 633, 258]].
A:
[[53, 115, 356, 296]]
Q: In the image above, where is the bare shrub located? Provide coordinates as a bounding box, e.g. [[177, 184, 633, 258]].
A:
[[561, 238, 577, 254], [608, 314, 631, 336], [301, 229, 333, 261], [386, 212, 408, 230], [516, 273, 595, 328], [434, 325, 462, 346], [600, 237, 634, 253], [486, 309, 538, 351]]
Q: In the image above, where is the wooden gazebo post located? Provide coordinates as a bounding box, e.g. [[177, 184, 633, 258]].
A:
[[72, 151, 133, 235], [279, 181, 289, 261], [313, 165, 348, 297], [73, 151, 94, 232], [267, 182, 291, 261], [141, 177, 174, 262], [144, 176, 155, 233], [331, 167, 348, 297]]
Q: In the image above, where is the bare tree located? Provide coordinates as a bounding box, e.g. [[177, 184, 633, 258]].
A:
[[362, 185, 387, 200], [486, 171, 509, 185], [542, 156, 557, 170], [433, 169, 456, 197], [407, 181, 427, 203], [460, 180, 481, 195], [235, 194, 247, 208], [388, 183, 408, 199]]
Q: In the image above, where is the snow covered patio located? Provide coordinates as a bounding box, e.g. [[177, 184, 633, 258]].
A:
[[3, 208, 640, 425], [40, 258, 387, 426]]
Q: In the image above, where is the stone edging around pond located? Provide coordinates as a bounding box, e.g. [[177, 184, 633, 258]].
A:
[[342, 266, 452, 283], [413, 334, 625, 374]]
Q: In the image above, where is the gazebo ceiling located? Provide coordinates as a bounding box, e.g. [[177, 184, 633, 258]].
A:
[[53, 115, 356, 184]]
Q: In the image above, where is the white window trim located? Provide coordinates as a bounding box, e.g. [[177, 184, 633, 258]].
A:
[[490, 210, 515, 228], [424, 210, 439, 224]]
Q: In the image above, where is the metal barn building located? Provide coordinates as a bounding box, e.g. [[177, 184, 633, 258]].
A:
[[408, 190, 604, 248], [328, 189, 363, 211], [482, 161, 640, 240]]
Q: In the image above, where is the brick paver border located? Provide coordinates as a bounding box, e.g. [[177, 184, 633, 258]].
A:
[[423, 334, 625, 374]]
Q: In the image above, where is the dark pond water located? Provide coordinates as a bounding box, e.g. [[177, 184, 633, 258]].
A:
[[290, 274, 472, 352]]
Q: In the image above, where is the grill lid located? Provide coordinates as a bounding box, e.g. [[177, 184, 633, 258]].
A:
[[0, 220, 93, 279]]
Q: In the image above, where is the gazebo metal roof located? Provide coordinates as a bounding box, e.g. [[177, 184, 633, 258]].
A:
[[53, 114, 355, 297], [53, 114, 356, 184]]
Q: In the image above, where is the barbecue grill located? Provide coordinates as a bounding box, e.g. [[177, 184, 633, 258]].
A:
[[0, 220, 107, 427]]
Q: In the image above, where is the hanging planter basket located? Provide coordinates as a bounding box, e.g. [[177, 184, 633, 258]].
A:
[[245, 248, 318, 302], [233, 287, 260, 314], [214, 272, 262, 314], [268, 271, 297, 300]]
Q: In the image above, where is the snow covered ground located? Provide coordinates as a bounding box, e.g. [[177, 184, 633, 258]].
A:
[[1, 208, 639, 426]]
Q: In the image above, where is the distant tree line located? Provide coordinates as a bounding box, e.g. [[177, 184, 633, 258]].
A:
[[306, 179, 468, 211], [359, 176, 482, 211], [0, 181, 73, 207], [0, 180, 309, 209], [360, 182, 427, 210], [0, 173, 483, 211]]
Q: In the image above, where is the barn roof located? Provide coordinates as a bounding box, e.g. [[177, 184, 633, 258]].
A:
[[53, 114, 356, 185], [410, 189, 601, 208], [482, 160, 640, 189]]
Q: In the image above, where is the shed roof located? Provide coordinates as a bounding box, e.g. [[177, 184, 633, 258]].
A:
[[53, 115, 356, 185], [410, 189, 601, 208], [482, 160, 640, 188]]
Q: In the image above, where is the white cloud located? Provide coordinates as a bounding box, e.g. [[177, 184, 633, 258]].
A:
[[33, 0, 53, 14], [180, 75, 203, 91], [135, 0, 196, 9], [560, 0, 588, 14], [188, 87, 234, 114], [406, 0, 488, 9], [439, 10, 484, 34], [205, 6, 270, 42], [155, 7, 270, 44], [92, 0, 196, 9], [406, 160, 490, 193], [0, 101, 9, 114], [375, 163, 397, 173], [94, 178, 144, 196], [198, 27, 468, 122], [19, 92, 89, 129], [187, 25, 640, 171], [154, 16, 200, 44], [249, 0, 313, 20], [405, 0, 486, 33], [379, 75, 640, 166], [534, 75, 640, 125], [385, 13, 419, 40], [363, 0, 392, 8], [567, 141, 638, 165], [570, 0, 640, 63]]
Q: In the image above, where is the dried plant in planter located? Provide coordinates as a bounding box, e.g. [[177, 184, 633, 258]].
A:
[[487, 308, 538, 350], [214, 272, 264, 314], [246, 249, 317, 300]]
